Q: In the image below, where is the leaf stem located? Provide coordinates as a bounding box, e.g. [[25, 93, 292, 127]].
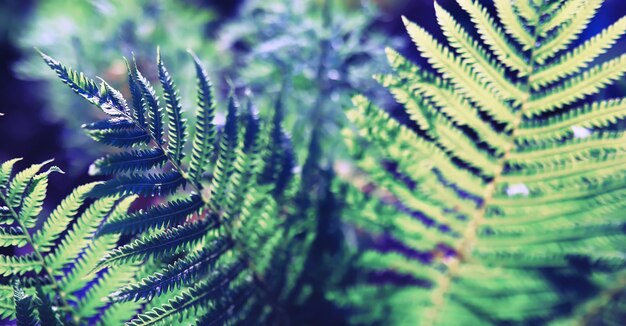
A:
[[424, 3, 545, 324]]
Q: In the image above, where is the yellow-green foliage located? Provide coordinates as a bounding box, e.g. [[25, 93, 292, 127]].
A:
[[0, 159, 140, 325], [335, 0, 626, 325]]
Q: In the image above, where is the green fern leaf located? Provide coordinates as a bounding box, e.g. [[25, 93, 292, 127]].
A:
[[42, 49, 308, 325], [97, 220, 215, 269], [0, 226, 27, 247], [44, 195, 122, 273], [0, 253, 42, 276], [0, 159, 140, 325], [90, 172, 186, 197], [98, 195, 203, 236], [134, 62, 165, 145], [126, 57, 147, 127], [126, 263, 248, 326], [187, 51, 216, 183], [112, 239, 232, 302], [91, 149, 167, 175], [532, 16, 626, 89], [0, 158, 22, 188], [338, 0, 626, 324], [157, 49, 186, 165], [32, 183, 98, 253], [39, 50, 121, 116], [208, 96, 239, 211], [75, 264, 139, 320], [12, 280, 38, 326], [83, 122, 151, 148]]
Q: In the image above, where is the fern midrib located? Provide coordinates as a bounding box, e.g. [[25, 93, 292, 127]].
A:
[[0, 191, 76, 325], [577, 273, 626, 325], [424, 4, 545, 324], [106, 99, 288, 324]]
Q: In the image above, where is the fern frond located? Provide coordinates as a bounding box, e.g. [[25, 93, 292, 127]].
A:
[[34, 285, 62, 326], [528, 54, 626, 116], [75, 264, 139, 320], [347, 95, 486, 196], [0, 158, 22, 189], [435, 2, 523, 101], [91, 149, 167, 175], [97, 299, 143, 326], [6, 159, 53, 209], [12, 280, 38, 326], [100, 78, 130, 115], [134, 61, 164, 145], [33, 182, 98, 252], [42, 50, 309, 325], [535, 0, 603, 63], [493, 0, 534, 50], [126, 57, 146, 127], [381, 49, 509, 152], [44, 195, 122, 273], [39, 50, 120, 116], [83, 123, 151, 148], [517, 98, 626, 142], [127, 264, 248, 326], [90, 172, 185, 197], [531, 16, 626, 89], [208, 96, 239, 211], [99, 195, 203, 235], [508, 132, 626, 167], [97, 220, 215, 269], [340, 0, 626, 324], [18, 167, 62, 229], [1, 286, 15, 319], [187, 51, 216, 183], [402, 16, 516, 126], [60, 235, 119, 295], [193, 286, 255, 326], [514, 0, 540, 25], [113, 239, 232, 302], [157, 49, 186, 165], [0, 253, 42, 276], [0, 226, 26, 247], [539, 0, 582, 36], [456, 0, 529, 74], [0, 159, 138, 324]]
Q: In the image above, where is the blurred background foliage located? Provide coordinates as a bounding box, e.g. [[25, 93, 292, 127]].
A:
[[11, 0, 404, 168], [2, 0, 625, 198], [15, 0, 217, 170]]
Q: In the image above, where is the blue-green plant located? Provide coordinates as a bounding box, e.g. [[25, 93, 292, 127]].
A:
[[35, 48, 309, 325], [334, 0, 626, 324]]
